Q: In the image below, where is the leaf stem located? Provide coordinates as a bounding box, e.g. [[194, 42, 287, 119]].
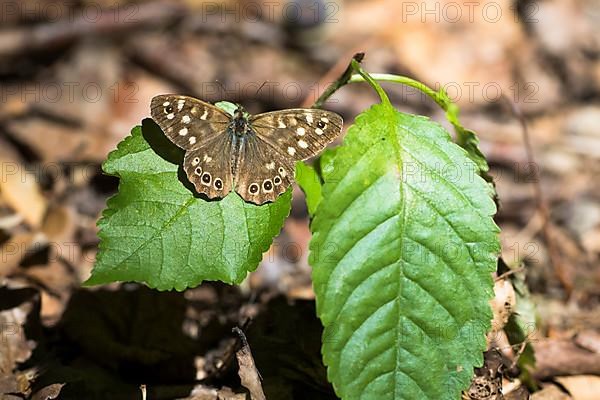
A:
[[311, 56, 492, 185], [349, 73, 448, 109], [311, 53, 365, 109], [350, 63, 392, 106]]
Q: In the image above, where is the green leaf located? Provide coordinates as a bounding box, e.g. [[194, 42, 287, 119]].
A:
[[348, 73, 495, 193], [309, 100, 499, 399], [86, 122, 291, 291], [502, 260, 537, 390], [295, 161, 323, 217], [214, 101, 238, 116], [444, 102, 495, 194]]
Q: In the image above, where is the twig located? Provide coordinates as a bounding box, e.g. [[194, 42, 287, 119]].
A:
[[501, 96, 571, 295], [510, 341, 529, 371], [310, 53, 365, 109], [0, 1, 185, 58], [495, 266, 526, 282]]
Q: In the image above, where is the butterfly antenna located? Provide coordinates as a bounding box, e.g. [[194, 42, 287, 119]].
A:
[[254, 80, 269, 97], [214, 80, 227, 97]]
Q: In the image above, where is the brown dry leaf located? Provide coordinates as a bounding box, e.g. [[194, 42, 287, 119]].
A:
[[217, 387, 246, 400], [41, 205, 76, 243], [31, 383, 65, 400], [106, 67, 176, 140], [574, 330, 600, 354], [503, 380, 530, 400], [234, 328, 265, 400], [338, 0, 526, 110], [0, 233, 45, 277], [40, 205, 80, 267], [35, 43, 121, 130], [556, 375, 600, 400], [0, 160, 47, 228], [533, 338, 600, 379], [5, 119, 105, 163], [24, 259, 75, 324], [0, 288, 39, 397], [463, 350, 504, 400], [490, 278, 516, 332], [531, 385, 573, 400]]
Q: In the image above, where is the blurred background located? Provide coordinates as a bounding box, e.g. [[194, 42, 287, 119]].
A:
[[0, 0, 599, 399]]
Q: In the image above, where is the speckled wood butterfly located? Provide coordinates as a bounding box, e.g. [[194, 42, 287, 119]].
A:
[[151, 95, 343, 205]]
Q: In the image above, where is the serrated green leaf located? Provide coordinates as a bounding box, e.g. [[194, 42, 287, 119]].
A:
[[295, 161, 323, 217], [348, 73, 495, 195], [444, 102, 495, 195], [86, 122, 291, 291], [214, 101, 238, 116], [309, 101, 499, 399]]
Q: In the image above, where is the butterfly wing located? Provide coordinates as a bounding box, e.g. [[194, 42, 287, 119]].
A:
[[151, 94, 234, 199], [234, 135, 295, 204], [249, 109, 343, 161], [150, 94, 230, 150], [184, 134, 234, 199]]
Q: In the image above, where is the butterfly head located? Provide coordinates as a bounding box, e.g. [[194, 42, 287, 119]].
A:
[[233, 105, 245, 118], [231, 105, 251, 137]]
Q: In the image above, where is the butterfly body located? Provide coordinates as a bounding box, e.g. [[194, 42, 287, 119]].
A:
[[151, 95, 342, 204], [230, 108, 251, 137]]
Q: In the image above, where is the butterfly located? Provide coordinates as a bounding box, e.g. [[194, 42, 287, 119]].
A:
[[150, 95, 343, 205]]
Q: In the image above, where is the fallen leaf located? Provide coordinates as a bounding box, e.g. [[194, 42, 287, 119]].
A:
[[556, 375, 600, 400], [0, 233, 45, 277], [0, 160, 47, 227], [531, 385, 572, 400], [233, 328, 265, 400], [31, 383, 65, 400], [0, 287, 39, 398]]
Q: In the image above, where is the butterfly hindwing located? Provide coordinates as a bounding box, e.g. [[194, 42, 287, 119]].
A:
[[183, 134, 234, 199], [234, 136, 295, 204], [249, 109, 343, 161], [150, 95, 230, 150]]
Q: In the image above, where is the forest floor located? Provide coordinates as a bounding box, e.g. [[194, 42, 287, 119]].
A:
[[1, 0, 600, 399]]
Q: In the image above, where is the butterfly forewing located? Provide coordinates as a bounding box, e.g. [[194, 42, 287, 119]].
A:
[[150, 95, 230, 150], [250, 109, 343, 161]]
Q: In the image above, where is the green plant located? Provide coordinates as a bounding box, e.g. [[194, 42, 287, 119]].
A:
[[87, 56, 500, 400]]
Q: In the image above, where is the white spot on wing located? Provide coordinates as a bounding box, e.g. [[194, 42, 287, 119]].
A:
[[266, 162, 275, 170], [179, 128, 188, 136], [315, 128, 323, 135], [203, 155, 212, 162], [278, 120, 286, 128], [177, 99, 185, 111], [306, 114, 313, 124], [200, 109, 208, 120], [182, 115, 191, 124], [167, 113, 175, 120], [296, 127, 306, 136], [287, 147, 296, 156], [321, 117, 329, 123], [163, 101, 170, 106], [189, 136, 196, 145], [298, 140, 308, 149]]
